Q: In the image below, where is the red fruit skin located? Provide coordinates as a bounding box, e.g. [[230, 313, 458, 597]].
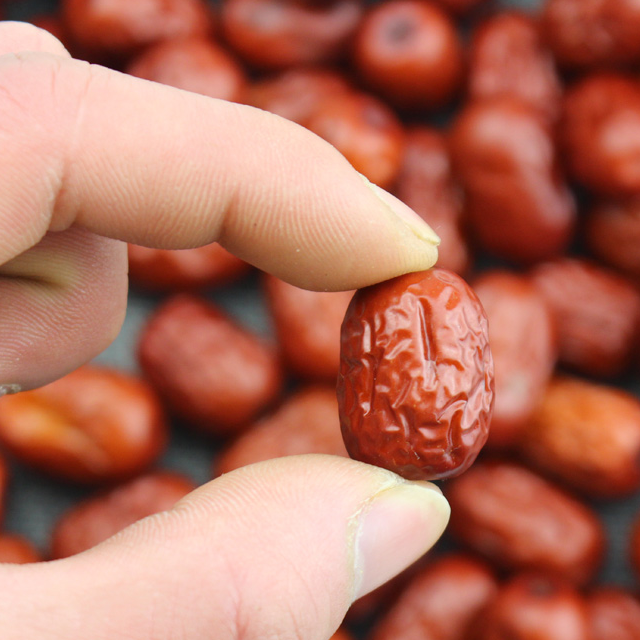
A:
[[126, 37, 247, 103], [474, 573, 591, 640], [586, 199, 640, 281], [446, 461, 605, 586], [561, 74, 640, 197], [249, 67, 351, 125], [127, 243, 250, 292], [138, 294, 283, 435], [0, 366, 167, 485], [61, 0, 213, 58], [468, 12, 563, 122], [450, 97, 576, 265], [221, 0, 363, 69], [370, 553, 499, 640], [352, 0, 464, 111], [338, 268, 494, 481], [214, 386, 348, 476], [530, 258, 640, 378], [394, 127, 471, 275], [305, 90, 405, 189], [51, 471, 195, 559], [0, 535, 41, 564], [587, 587, 640, 640], [472, 270, 557, 450], [541, 0, 640, 69], [263, 274, 353, 381], [520, 376, 640, 499]]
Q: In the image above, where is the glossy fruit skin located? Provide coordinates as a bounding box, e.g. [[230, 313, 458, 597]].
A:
[[0, 535, 41, 564], [394, 127, 471, 275], [541, 0, 640, 69], [214, 385, 348, 476], [0, 366, 167, 485], [127, 243, 250, 292], [370, 553, 499, 640], [446, 461, 604, 585], [472, 270, 557, 449], [305, 90, 404, 189], [587, 587, 640, 640], [474, 573, 590, 640], [561, 74, 640, 197], [51, 471, 195, 559], [521, 376, 640, 499], [221, 0, 363, 69], [61, 0, 213, 58], [586, 199, 640, 280], [352, 0, 464, 110], [338, 268, 494, 481], [450, 97, 576, 265], [126, 37, 247, 103], [138, 294, 282, 435], [249, 67, 351, 125], [468, 12, 563, 122], [263, 274, 354, 381], [530, 258, 640, 378]]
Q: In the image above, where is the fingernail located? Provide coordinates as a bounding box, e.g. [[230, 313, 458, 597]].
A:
[[351, 481, 450, 601], [359, 173, 441, 246], [0, 384, 21, 397]]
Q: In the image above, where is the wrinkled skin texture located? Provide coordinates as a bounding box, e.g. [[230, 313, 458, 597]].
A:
[[586, 199, 640, 280], [561, 74, 640, 197], [263, 274, 354, 380], [469, 11, 563, 122], [0, 366, 167, 484], [127, 243, 250, 292], [249, 67, 351, 125], [371, 553, 498, 640], [51, 472, 195, 559], [0, 535, 41, 564], [530, 258, 640, 377], [338, 268, 494, 481], [472, 270, 557, 450], [305, 90, 405, 189], [541, 0, 640, 69], [352, 0, 464, 110], [394, 127, 471, 275], [474, 573, 591, 640], [221, 0, 363, 69], [521, 376, 640, 498], [214, 386, 348, 476], [450, 97, 576, 264], [587, 587, 640, 640], [62, 0, 213, 58], [126, 37, 248, 103], [446, 461, 604, 585], [138, 294, 282, 435]]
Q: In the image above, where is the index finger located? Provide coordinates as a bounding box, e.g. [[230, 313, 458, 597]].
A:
[[0, 43, 438, 291]]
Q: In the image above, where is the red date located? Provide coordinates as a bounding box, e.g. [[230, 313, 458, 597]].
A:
[[472, 270, 557, 449], [263, 274, 353, 381], [138, 294, 282, 435], [337, 268, 494, 481], [0, 366, 167, 485], [446, 461, 604, 585], [370, 553, 498, 640], [450, 97, 576, 264], [587, 587, 640, 640], [51, 471, 195, 559], [214, 385, 347, 476], [0, 535, 41, 564]]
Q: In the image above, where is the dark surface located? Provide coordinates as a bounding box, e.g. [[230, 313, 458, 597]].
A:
[[3, 0, 640, 627]]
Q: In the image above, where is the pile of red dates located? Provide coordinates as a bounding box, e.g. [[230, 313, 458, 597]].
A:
[[3, 0, 640, 637]]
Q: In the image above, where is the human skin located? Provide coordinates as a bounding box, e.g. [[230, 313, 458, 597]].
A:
[[0, 21, 448, 640]]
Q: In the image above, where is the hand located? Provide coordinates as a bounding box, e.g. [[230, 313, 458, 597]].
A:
[[0, 22, 448, 640]]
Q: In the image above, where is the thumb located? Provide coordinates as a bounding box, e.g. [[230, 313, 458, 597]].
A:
[[0, 455, 449, 640]]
